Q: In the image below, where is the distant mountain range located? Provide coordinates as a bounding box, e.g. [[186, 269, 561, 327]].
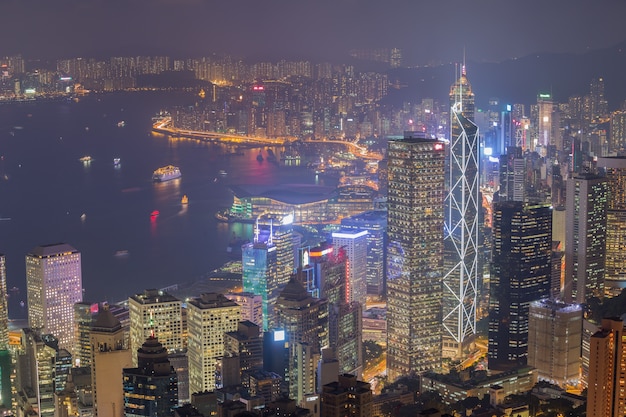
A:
[[382, 39, 626, 111]]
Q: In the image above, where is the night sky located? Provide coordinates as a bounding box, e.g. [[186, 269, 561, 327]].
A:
[[3, 0, 626, 64]]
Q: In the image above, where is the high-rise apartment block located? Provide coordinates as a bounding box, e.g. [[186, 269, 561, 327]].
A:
[[321, 374, 372, 417], [528, 300, 582, 387], [225, 292, 263, 328], [587, 317, 626, 417], [564, 174, 608, 303], [499, 146, 526, 202], [597, 156, 626, 297], [129, 289, 184, 365], [187, 293, 240, 394], [444, 67, 480, 360], [489, 202, 552, 370], [386, 133, 445, 380], [26, 243, 82, 351]]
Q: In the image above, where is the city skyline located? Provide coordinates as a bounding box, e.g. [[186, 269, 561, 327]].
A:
[[3, 1, 626, 66]]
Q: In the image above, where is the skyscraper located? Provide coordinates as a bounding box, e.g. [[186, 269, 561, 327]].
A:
[[587, 317, 626, 417], [528, 300, 582, 387], [129, 289, 184, 365], [331, 229, 368, 307], [564, 173, 608, 303], [597, 156, 626, 297], [26, 243, 82, 351], [0, 254, 8, 350], [498, 146, 526, 202], [443, 67, 480, 360], [187, 293, 240, 394], [340, 210, 387, 296], [123, 336, 178, 416], [90, 304, 132, 417], [386, 133, 445, 380], [489, 202, 552, 370]]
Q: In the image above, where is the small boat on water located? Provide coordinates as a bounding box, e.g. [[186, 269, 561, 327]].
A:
[[153, 165, 181, 182], [113, 158, 121, 166], [114, 250, 129, 257], [257, 152, 264, 162], [181, 195, 189, 205], [150, 210, 160, 218], [79, 156, 92, 163], [219, 170, 227, 176], [117, 121, 126, 127]]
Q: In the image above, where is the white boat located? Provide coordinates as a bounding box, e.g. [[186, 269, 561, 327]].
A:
[[79, 156, 92, 163], [113, 158, 121, 166], [153, 165, 181, 182]]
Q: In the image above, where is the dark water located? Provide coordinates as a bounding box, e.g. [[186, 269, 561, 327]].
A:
[[0, 92, 329, 314]]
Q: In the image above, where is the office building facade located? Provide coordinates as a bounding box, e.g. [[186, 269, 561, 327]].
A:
[[444, 68, 480, 360], [386, 133, 446, 380], [564, 174, 608, 303], [26, 243, 82, 351], [489, 202, 552, 370]]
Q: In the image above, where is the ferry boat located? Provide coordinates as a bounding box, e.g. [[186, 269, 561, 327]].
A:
[[153, 165, 181, 181], [113, 158, 121, 166], [181, 195, 189, 205], [79, 155, 92, 163]]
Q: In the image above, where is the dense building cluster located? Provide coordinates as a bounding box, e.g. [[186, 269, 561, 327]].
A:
[[3, 51, 626, 417]]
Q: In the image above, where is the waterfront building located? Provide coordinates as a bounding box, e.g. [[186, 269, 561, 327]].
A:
[[226, 184, 376, 224], [90, 304, 132, 417], [386, 132, 446, 380], [0, 254, 8, 350], [123, 336, 178, 416], [587, 317, 626, 417], [489, 202, 552, 370], [26, 243, 82, 351], [129, 289, 184, 365], [187, 293, 240, 394], [242, 239, 278, 331], [564, 173, 608, 303], [444, 67, 480, 360], [340, 210, 387, 296], [331, 229, 368, 307], [320, 374, 372, 417], [528, 300, 582, 387], [597, 156, 626, 297], [225, 292, 263, 328]]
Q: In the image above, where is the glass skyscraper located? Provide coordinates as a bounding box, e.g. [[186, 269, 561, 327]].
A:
[[443, 67, 480, 360], [489, 202, 552, 370], [386, 133, 445, 381]]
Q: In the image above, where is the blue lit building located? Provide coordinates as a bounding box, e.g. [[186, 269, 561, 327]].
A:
[[242, 239, 278, 331]]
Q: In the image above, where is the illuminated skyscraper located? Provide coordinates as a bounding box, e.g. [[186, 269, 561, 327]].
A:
[[498, 146, 526, 202], [123, 336, 178, 417], [528, 300, 582, 387], [609, 110, 626, 153], [26, 243, 82, 351], [597, 156, 626, 297], [187, 293, 240, 394], [587, 317, 626, 417], [129, 289, 184, 366], [564, 174, 608, 303], [0, 254, 8, 350], [443, 66, 480, 360], [74, 302, 99, 367], [489, 202, 552, 370], [386, 133, 445, 380], [534, 93, 556, 154], [332, 229, 367, 307]]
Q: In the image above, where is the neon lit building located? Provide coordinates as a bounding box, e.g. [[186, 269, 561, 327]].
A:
[[332, 230, 368, 307], [242, 239, 278, 331], [26, 243, 82, 352], [386, 133, 445, 380], [443, 66, 480, 360]]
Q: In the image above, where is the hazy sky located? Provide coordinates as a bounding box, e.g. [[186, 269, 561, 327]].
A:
[[4, 0, 626, 64]]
